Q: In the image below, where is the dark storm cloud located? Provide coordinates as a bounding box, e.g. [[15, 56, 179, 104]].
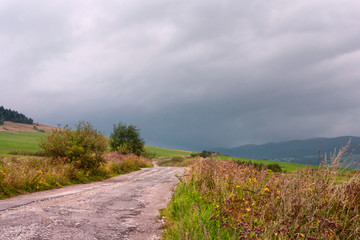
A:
[[1, 0, 360, 150]]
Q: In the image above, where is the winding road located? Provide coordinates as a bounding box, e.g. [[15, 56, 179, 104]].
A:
[[0, 166, 183, 240]]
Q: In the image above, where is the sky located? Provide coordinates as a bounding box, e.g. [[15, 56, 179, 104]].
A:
[[1, 0, 360, 150]]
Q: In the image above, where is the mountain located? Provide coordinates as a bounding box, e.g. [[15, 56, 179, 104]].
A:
[[213, 136, 360, 166]]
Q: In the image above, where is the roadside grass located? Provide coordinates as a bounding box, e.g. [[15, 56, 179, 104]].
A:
[[0, 153, 152, 199], [162, 154, 360, 239], [158, 154, 307, 172], [0, 132, 43, 156], [157, 156, 199, 167], [145, 145, 192, 158]]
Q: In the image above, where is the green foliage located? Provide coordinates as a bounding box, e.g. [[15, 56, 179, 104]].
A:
[[162, 182, 237, 239], [109, 122, 145, 156], [266, 163, 282, 172], [39, 121, 108, 170], [163, 157, 360, 239], [236, 160, 283, 172], [0, 106, 33, 124], [191, 150, 218, 158]]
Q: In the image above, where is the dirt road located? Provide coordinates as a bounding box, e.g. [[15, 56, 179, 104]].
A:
[[0, 166, 183, 240]]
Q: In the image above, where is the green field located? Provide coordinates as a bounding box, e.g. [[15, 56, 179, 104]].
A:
[[0, 132, 44, 155], [218, 155, 310, 171], [144, 145, 192, 157], [0, 132, 310, 171], [0, 133, 193, 158]]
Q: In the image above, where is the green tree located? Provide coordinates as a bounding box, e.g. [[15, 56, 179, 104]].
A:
[[39, 121, 108, 170], [110, 122, 145, 155]]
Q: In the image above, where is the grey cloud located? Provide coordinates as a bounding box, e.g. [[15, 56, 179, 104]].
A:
[[1, 0, 360, 150]]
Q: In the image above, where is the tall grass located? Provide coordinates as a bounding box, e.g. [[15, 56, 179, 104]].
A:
[[163, 154, 360, 239], [0, 153, 152, 199]]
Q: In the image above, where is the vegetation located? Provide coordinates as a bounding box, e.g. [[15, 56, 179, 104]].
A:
[[39, 121, 108, 170], [0, 132, 43, 156], [157, 156, 199, 167], [219, 155, 311, 172], [0, 106, 33, 125], [0, 153, 152, 199], [145, 145, 192, 158], [110, 122, 145, 155], [191, 150, 219, 158], [162, 146, 360, 239], [0, 121, 154, 199]]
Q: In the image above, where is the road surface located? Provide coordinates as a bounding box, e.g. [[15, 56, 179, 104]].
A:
[[0, 166, 183, 240]]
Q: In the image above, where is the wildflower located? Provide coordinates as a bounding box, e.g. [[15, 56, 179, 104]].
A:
[[253, 178, 257, 182], [263, 187, 270, 192], [236, 185, 241, 188], [246, 208, 251, 212]]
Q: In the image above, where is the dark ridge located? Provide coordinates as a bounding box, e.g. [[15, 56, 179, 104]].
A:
[[0, 106, 33, 125]]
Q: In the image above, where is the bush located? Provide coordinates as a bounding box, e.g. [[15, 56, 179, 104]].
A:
[[267, 163, 282, 172], [109, 122, 145, 156], [191, 150, 218, 158], [39, 121, 108, 170]]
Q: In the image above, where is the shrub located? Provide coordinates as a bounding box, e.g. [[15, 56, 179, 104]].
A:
[[39, 121, 108, 170], [191, 150, 218, 158], [109, 122, 145, 156], [266, 163, 282, 172]]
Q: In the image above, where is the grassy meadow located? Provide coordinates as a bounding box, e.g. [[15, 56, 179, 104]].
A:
[[161, 146, 360, 239], [144, 145, 192, 158], [218, 155, 312, 172], [0, 132, 43, 155]]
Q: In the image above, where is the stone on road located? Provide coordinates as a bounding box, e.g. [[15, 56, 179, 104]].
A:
[[0, 166, 183, 240]]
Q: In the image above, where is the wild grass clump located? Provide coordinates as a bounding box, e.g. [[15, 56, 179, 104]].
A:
[[163, 150, 360, 239], [0, 153, 153, 199], [157, 156, 198, 167], [0, 157, 75, 198], [104, 152, 153, 175]]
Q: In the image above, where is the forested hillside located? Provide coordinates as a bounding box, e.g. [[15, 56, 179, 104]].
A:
[[0, 106, 33, 125]]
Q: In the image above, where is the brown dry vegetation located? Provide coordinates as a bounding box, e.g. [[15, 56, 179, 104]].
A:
[[0, 153, 152, 199], [163, 147, 360, 239], [0, 121, 57, 133]]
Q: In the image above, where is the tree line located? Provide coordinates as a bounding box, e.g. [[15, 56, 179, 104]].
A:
[[0, 106, 34, 125]]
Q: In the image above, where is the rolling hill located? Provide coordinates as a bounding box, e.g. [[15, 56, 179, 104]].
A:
[[213, 136, 360, 167]]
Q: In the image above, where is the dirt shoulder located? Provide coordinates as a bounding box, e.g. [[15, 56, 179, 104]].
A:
[[0, 166, 183, 240]]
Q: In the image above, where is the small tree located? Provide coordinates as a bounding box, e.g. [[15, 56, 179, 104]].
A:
[[110, 122, 145, 155], [39, 121, 108, 170]]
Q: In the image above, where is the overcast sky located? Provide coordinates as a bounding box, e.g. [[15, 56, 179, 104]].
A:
[[1, 0, 360, 150]]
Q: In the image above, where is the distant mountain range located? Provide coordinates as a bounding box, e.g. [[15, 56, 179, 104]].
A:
[[212, 136, 360, 167]]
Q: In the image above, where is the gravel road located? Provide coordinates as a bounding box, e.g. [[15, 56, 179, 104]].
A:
[[0, 166, 183, 240]]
